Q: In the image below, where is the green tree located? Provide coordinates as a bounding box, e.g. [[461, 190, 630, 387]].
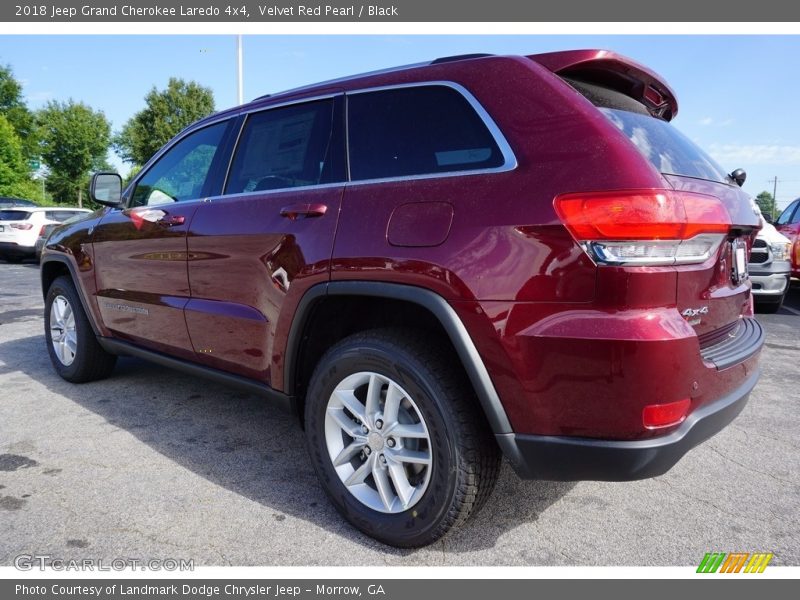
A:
[[114, 78, 215, 167], [755, 191, 776, 220], [0, 114, 40, 200], [37, 100, 111, 206], [0, 63, 38, 159]]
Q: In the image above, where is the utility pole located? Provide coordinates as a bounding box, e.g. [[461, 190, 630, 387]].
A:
[[236, 35, 243, 105], [771, 176, 778, 221]]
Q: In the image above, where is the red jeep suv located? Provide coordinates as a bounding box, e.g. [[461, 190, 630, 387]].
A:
[[41, 50, 763, 547]]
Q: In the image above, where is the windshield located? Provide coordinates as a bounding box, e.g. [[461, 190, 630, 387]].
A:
[[601, 108, 730, 184]]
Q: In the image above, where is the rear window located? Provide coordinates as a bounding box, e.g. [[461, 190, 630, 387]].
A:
[[565, 77, 730, 184], [0, 210, 31, 221], [600, 108, 730, 184]]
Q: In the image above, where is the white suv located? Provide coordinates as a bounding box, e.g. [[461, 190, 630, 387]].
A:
[[0, 207, 91, 262]]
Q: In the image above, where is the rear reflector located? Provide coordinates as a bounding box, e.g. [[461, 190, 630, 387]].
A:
[[554, 190, 732, 266], [642, 398, 691, 429]]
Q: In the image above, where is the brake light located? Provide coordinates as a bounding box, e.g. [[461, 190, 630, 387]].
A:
[[9, 223, 33, 230], [642, 398, 691, 429], [554, 190, 731, 265], [38, 225, 46, 236]]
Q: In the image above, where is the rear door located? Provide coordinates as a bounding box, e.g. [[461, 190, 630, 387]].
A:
[[92, 118, 236, 359], [185, 96, 346, 383]]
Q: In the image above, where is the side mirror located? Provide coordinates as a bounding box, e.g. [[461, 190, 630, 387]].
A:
[[730, 168, 746, 187], [90, 172, 123, 207]]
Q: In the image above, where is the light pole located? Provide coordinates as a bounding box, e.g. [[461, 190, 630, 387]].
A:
[[236, 35, 243, 105]]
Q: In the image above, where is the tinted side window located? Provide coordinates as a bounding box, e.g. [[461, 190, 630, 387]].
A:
[[225, 99, 341, 195], [776, 199, 799, 225], [347, 85, 504, 181], [131, 121, 229, 207]]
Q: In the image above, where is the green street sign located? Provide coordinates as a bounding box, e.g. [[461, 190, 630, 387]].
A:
[[28, 159, 40, 170]]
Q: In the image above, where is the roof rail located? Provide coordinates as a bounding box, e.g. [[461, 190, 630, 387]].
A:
[[430, 53, 494, 65]]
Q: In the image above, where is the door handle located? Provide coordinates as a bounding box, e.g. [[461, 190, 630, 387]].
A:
[[158, 214, 186, 226], [280, 203, 328, 221], [124, 207, 185, 229]]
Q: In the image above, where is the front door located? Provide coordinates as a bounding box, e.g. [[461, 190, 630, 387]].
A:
[[93, 119, 235, 359]]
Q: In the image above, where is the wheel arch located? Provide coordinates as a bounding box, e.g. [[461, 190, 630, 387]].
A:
[[285, 281, 513, 435], [40, 256, 101, 337]]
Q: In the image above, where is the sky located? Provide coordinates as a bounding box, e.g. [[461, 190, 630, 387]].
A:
[[1, 34, 800, 211]]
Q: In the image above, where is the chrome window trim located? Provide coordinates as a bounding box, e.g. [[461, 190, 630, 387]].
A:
[[211, 182, 345, 202], [192, 81, 517, 203], [344, 80, 518, 187]]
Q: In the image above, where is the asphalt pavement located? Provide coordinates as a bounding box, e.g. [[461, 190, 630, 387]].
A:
[[0, 260, 798, 566]]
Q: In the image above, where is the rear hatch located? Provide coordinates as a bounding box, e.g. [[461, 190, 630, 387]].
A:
[[597, 105, 758, 339], [0, 209, 35, 244], [533, 50, 760, 342]]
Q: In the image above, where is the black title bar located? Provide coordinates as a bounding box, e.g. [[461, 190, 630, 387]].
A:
[[4, 0, 800, 22]]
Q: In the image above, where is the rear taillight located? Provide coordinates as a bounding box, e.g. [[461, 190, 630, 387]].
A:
[[642, 398, 691, 429], [9, 223, 33, 230], [38, 225, 47, 236], [554, 190, 731, 266]]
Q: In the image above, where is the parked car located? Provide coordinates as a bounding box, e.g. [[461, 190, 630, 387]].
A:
[[40, 50, 763, 547], [0, 207, 92, 262], [35, 214, 88, 261], [0, 196, 38, 209], [749, 218, 791, 313], [773, 197, 800, 280]]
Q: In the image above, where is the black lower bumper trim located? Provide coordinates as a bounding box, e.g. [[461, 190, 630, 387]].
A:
[[700, 317, 764, 370], [496, 368, 759, 481], [0, 242, 34, 258]]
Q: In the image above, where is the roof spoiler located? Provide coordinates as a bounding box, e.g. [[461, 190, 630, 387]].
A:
[[529, 49, 678, 121]]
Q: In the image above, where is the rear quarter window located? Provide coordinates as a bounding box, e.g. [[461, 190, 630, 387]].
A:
[[347, 85, 505, 181]]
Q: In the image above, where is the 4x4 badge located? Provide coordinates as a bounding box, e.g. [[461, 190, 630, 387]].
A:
[[682, 306, 709, 326]]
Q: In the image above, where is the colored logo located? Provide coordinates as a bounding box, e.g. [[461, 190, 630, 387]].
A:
[[697, 552, 773, 573]]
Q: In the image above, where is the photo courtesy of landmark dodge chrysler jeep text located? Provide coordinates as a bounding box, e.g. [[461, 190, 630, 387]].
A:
[[40, 50, 763, 547]]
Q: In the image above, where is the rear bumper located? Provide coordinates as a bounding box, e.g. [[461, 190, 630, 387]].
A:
[[0, 242, 35, 258], [497, 367, 760, 481]]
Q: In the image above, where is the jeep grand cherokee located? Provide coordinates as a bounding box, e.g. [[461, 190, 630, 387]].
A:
[[41, 50, 763, 547]]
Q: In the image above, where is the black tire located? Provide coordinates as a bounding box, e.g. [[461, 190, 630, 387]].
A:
[[44, 275, 117, 382], [755, 295, 784, 314], [304, 328, 500, 547]]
